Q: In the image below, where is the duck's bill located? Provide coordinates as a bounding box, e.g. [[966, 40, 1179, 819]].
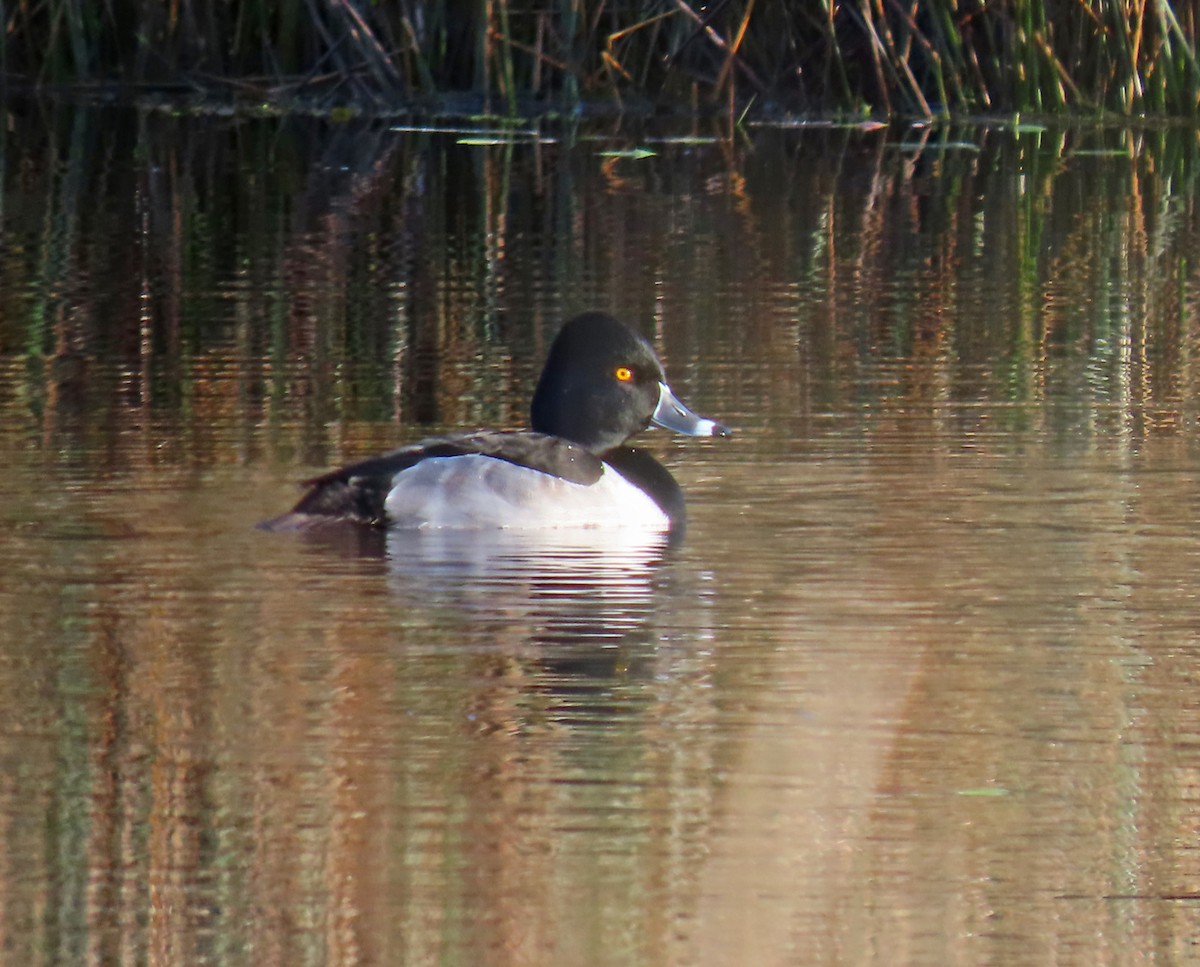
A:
[[651, 382, 732, 437]]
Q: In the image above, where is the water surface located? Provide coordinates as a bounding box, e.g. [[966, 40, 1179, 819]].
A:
[[1, 109, 1199, 964]]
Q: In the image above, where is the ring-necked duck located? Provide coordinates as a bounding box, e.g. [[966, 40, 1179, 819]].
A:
[[261, 312, 730, 532]]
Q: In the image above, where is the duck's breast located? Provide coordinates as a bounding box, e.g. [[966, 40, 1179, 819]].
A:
[[383, 454, 670, 530]]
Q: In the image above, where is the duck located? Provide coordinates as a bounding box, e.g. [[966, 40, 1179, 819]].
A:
[[260, 311, 730, 533]]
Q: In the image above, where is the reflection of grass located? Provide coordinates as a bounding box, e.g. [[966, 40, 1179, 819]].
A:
[[4, 110, 1200, 469], [5, 2, 1200, 117]]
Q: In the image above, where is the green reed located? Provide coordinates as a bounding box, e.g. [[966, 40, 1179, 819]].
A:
[[5, 0, 1200, 117]]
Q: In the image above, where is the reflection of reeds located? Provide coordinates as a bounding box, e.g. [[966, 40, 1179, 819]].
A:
[[5, 110, 1200, 475], [6, 2, 1200, 116]]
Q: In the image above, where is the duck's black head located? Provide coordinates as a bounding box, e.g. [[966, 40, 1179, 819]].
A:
[[530, 312, 730, 454]]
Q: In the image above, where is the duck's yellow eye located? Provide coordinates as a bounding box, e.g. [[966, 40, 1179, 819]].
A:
[[615, 366, 634, 382]]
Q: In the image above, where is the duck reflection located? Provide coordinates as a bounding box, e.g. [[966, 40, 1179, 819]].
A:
[[382, 527, 671, 607], [381, 528, 676, 725]]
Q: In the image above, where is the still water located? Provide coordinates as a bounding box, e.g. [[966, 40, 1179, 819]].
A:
[[2, 106, 1200, 964]]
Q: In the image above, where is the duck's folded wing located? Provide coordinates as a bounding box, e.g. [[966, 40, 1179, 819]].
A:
[[259, 432, 604, 530]]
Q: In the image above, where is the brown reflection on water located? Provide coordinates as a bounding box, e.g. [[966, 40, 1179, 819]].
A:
[[3, 110, 1200, 964], [212, 526, 718, 967], [690, 414, 1200, 963], [3, 434, 1200, 964]]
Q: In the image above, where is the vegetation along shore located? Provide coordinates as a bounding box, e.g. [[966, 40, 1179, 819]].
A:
[[5, 1, 1200, 119]]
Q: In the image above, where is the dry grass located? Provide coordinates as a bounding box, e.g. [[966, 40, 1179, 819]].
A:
[[4, 1, 1200, 116]]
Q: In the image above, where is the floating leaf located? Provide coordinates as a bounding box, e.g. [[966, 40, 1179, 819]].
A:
[[890, 141, 981, 152], [393, 124, 550, 141], [956, 787, 1010, 797], [598, 148, 656, 159], [646, 135, 721, 145]]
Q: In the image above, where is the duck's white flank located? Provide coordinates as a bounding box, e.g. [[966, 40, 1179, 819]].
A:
[[383, 454, 670, 530]]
